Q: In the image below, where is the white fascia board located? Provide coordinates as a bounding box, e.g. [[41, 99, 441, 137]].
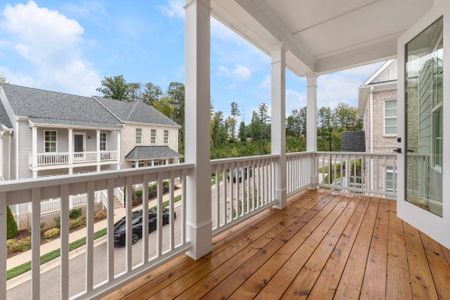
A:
[[28, 120, 122, 131], [123, 121, 181, 129]]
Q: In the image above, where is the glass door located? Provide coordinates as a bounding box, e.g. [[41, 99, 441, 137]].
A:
[[405, 17, 443, 217], [397, 3, 450, 249]]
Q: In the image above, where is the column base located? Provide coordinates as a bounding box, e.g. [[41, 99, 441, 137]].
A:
[[273, 188, 287, 209], [186, 220, 212, 260]]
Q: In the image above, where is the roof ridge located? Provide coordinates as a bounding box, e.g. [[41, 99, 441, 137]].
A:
[[126, 100, 140, 120], [92, 96, 124, 123], [1, 82, 94, 99]]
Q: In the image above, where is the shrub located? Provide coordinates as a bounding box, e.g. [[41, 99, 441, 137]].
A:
[[69, 208, 82, 219], [94, 210, 107, 221], [69, 216, 86, 230], [43, 228, 60, 240], [7, 237, 31, 253], [54, 216, 61, 229], [7, 206, 18, 239]]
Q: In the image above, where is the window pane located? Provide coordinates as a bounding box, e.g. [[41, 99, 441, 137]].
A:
[[405, 17, 443, 217]]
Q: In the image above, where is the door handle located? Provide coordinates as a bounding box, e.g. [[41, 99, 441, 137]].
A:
[[393, 148, 402, 154]]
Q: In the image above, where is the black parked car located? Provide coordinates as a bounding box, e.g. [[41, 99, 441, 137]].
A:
[[114, 208, 176, 246], [227, 167, 253, 183]]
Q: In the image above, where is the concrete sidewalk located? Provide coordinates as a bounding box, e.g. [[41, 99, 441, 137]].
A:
[[6, 188, 183, 270]]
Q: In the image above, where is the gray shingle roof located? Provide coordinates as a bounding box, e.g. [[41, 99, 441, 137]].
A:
[[0, 100, 12, 128], [96, 97, 179, 127], [1, 83, 121, 128], [125, 146, 180, 160]]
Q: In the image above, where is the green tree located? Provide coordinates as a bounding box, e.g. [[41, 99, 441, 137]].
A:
[[7, 206, 18, 239], [229, 102, 240, 141], [142, 82, 163, 105], [153, 97, 174, 118], [286, 106, 307, 138], [238, 121, 246, 141], [166, 82, 185, 146], [96, 75, 131, 101], [127, 82, 142, 101]]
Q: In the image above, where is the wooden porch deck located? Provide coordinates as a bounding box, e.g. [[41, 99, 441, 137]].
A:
[[104, 190, 450, 300]]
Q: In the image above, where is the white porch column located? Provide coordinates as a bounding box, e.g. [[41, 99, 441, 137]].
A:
[[116, 131, 121, 170], [271, 45, 287, 209], [32, 126, 37, 178], [306, 75, 318, 187], [96, 130, 101, 172], [184, 0, 212, 259], [68, 128, 73, 174]]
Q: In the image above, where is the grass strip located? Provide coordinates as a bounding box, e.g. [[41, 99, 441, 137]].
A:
[[7, 194, 184, 280]]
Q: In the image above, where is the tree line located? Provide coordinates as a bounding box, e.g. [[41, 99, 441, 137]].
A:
[[96, 75, 363, 159]]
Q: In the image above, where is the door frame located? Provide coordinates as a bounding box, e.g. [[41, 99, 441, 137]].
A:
[[397, 0, 450, 248]]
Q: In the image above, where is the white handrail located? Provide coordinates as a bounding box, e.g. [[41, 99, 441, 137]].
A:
[[0, 163, 193, 300]]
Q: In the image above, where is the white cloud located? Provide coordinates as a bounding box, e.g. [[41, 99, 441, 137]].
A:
[[218, 64, 252, 80], [317, 62, 383, 108], [0, 1, 100, 95], [160, 0, 184, 19], [286, 89, 306, 114]]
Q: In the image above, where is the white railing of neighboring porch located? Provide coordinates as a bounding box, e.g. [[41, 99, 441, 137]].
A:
[[30, 151, 119, 167], [0, 163, 193, 300], [210, 155, 279, 234], [315, 151, 397, 198]]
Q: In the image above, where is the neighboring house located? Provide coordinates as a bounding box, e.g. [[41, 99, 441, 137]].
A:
[[96, 97, 180, 168], [0, 83, 180, 229], [358, 60, 398, 194]]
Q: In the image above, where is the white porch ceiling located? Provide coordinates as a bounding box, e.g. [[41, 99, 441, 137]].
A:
[[212, 0, 435, 76]]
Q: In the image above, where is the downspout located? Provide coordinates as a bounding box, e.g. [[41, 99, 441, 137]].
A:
[[15, 121, 19, 180]]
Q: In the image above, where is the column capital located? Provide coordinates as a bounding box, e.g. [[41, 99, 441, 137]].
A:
[[306, 74, 318, 87], [184, 0, 211, 11]]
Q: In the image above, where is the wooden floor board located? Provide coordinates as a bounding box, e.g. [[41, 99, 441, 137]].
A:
[[102, 190, 450, 300]]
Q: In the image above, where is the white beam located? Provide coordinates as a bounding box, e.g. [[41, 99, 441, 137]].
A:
[[117, 131, 121, 170], [184, 0, 212, 259], [271, 45, 287, 209]]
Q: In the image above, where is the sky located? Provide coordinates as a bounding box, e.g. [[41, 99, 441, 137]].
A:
[[0, 0, 383, 122]]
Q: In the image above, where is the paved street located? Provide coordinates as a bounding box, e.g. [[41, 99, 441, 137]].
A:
[[7, 205, 183, 299], [6, 177, 256, 299]]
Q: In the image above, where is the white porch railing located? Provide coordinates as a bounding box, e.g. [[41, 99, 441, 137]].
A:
[[315, 151, 397, 198], [0, 163, 193, 300], [30, 151, 119, 168], [210, 155, 279, 234], [286, 152, 315, 196]]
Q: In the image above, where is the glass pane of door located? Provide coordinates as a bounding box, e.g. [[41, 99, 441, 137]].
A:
[[74, 134, 84, 152], [405, 17, 443, 217]]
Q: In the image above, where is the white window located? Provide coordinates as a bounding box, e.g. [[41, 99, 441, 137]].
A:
[[164, 130, 169, 144], [136, 128, 142, 144], [384, 100, 397, 136], [385, 167, 397, 192], [100, 132, 107, 151], [44, 130, 57, 153], [151, 129, 156, 144]]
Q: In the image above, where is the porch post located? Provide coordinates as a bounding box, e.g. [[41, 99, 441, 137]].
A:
[[184, 0, 212, 259], [306, 75, 318, 187], [68, 128, 73, 174], [96, 130, 101, 172], [271, 45, 287, 209], [116, 131, 121, 170], [32, 126, 37, 178]]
